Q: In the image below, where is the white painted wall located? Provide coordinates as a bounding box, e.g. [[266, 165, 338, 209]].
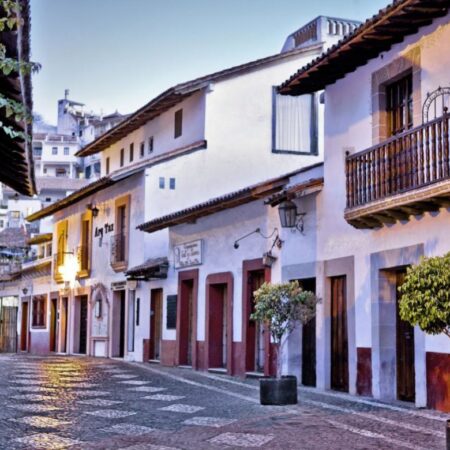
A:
[[319, 13, 450, 401]]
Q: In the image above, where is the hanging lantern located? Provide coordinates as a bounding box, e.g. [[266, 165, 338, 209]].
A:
[[278, 200, 298, 228]]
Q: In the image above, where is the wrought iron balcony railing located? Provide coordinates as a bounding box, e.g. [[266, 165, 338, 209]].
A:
[[345, 112, 450, 228]]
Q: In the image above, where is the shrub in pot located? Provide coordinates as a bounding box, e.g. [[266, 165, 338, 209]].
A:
[[251, 280, 319, 405]]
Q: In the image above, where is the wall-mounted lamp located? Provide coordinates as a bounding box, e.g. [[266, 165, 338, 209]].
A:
[[262, 251, 277, 267], [86, 203, 99, 217], [233, 228, 261, 249], [278, 200, 306, 233], [22, 287, 28, 295]]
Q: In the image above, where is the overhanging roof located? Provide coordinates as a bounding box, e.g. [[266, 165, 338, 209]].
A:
[[279, 0, 450, 96], [266, 178, 324, 206], [137, 164, 323, 234], [126, 257, 169, 280], [25, 176, 115, 222], [76, 42, 323, 157], [0, 0, 36, 195]]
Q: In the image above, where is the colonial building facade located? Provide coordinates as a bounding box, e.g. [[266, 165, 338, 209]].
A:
[[280, 0, 450, 412], [22, 17, 347, 365]]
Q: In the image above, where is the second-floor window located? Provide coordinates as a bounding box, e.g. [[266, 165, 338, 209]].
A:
[[130, 143, 134, 162], [106, 157, 110, 175], [272, 88, 318, 155], [64, 147, 70, 155], [111, 196, 130, 269], [174, 109, 183, 138], [52, 147, 58, 155], [79, 212, 91, 277], [148, 136, 154, 153], [386, 73, 413, 136], [32, 295, 46, 328], [120, 148, 124, 167], [140, 141, 145, 158]]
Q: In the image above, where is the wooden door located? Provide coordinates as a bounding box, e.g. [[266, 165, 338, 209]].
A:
[[0, 304, 18, 353], [396, 271, 415, 402], [20, 302, 28, 351], [60, 297, 68, 353], [208, 284, 227, 369], [49, 298, 57, 352], [79, 296, 88, 355], [119, 291, 126, 357], [179, 280, 194, 366], [246, 270, 265, 372], [299, 278, 316, 387], [330, 276, 349, 392], [150, 289, 162, 360]]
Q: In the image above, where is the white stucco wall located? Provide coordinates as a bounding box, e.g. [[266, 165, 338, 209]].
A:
[[320, 14, 450, 357]]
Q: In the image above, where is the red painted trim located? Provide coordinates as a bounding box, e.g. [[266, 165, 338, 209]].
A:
[[176, 269, 199, 368], [205, 272, 234, 375], [161, 339, 177, 366], [426, 351, 450, 412], [356, 347, 372, 396], [241, 259, 272, 376]]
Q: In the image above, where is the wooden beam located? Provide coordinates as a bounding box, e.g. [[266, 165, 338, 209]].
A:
[[384, 209, 410, 221], [372, 213, 397, 225]]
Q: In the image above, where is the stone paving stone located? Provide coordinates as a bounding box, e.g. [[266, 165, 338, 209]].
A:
[[73, 390, 110, 397], [119, 380, 151, 385], [101, 423, 157, 436], [11, 394, 56, 402], [14, 432, 81, 449], [8, 386, 57, 393], [183, 416, 237, 428], [208, 432, 274, 448], [112, 374, 139, 379], [59, 382, 98, 388], [159, 404, 205, 414], [9, 403, 61, 412], [122, 445, 180, 450], [78, 399, 123, 406], [84, 409, 137, 418], [127, 386, 166, 393], [10, 379, 45, 385], [143, 394, 185, 401], [10, 416, 71, 428]]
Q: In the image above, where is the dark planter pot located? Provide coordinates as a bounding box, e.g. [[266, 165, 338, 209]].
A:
[[259, 375, 298, 405]]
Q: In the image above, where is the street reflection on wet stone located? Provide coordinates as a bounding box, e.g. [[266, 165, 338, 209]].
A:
[[0, 355, 446, 450]]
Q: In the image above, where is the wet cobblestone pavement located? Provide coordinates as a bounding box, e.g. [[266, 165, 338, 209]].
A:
[[0, 354, 447, 449]]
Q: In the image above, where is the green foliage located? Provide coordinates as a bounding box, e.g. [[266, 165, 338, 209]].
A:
[[399, 253, 450, 338], [251, 281, 319, 344], [0, 0, 41, 140]]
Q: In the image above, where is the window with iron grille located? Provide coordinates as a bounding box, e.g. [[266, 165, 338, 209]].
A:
[[106, 157, 110, 175], [386, 73, 413, 136], [272, 88, 318, 155], [32, 295, 46, 328], [120, 148, 124, 167], [140, 141, 145, 158]]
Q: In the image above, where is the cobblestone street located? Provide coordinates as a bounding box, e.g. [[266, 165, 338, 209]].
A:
[[0, 354, 447, 449]]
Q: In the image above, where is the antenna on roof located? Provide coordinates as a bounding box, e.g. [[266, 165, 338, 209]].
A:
[[64, 89, 69, 100]]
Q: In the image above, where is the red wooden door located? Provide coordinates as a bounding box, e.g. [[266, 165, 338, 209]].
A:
[[20, 302, 28, 351], [179, 280, 194, 366], [396, 271, 415, 402], [330, 276, 349, 392], [208, 284, 227, 369], [246, 270, 265, 372]]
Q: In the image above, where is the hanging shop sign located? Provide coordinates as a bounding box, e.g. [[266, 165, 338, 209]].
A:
[[174, 239, 203, 269], [111, 280, 126, 291]]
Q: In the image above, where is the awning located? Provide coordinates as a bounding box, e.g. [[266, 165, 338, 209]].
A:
[[126, 257, 169, 281]]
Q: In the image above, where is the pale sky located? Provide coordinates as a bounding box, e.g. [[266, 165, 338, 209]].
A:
[[30, 0, 389, 125]]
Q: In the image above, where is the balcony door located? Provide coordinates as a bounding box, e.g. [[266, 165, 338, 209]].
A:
[[386, 73, 413, 137]]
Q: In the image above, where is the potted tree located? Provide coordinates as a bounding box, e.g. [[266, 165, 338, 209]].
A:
[[251, 280, 319, 405], [398, 253, 450, 338]]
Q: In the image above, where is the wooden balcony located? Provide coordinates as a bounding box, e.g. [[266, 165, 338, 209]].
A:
[[345, 112, 450, 228]]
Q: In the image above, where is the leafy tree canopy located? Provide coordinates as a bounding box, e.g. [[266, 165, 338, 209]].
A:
[[399, 253, 450, 338]]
